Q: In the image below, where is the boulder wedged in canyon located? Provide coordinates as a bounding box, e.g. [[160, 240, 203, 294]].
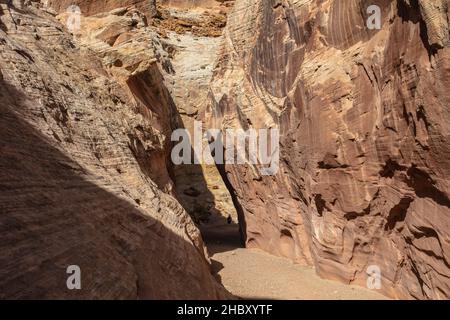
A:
[[0, 2, 230, 299], [207, 0, 450, 299]]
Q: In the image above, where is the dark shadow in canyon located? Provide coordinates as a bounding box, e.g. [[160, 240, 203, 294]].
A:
[[166, 103, 245, 254], [171, 131, 245, 255], [209, 258, 224, 285], [186, 132, 246, 255], [397, 0, 441, 57], [0, 79, 221, 299], [123, 62, 243, 254], [168, 117, 244, 251], [199, 213, 243, 256], [215, 162, 247, 248]]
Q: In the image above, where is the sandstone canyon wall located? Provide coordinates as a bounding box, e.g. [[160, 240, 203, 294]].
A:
[[45, 0, 157, 18], [0, 1, 229, 299], [207, 0, 450, 299], [1, 0, 449, 300]]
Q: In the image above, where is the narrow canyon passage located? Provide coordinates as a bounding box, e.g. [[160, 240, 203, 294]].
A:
[[1, 0, 448, 300], [161, 2, 388, 300]]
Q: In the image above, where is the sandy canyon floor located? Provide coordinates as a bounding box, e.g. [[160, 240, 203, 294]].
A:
[[201, 217, 388, 300]]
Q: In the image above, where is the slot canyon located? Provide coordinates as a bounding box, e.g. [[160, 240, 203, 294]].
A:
[[0, 0, 449, 300]]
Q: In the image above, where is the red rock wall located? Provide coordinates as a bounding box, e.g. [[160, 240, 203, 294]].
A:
[[207, 0, 450, 299], [159, 0, 224, 9], [0, 4, 227, 299]]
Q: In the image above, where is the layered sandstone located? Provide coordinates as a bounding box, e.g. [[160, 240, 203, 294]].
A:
[[0, 2, 229, 299], [148, 1, 239, 225], [207, 0, 450, 299], [2, 0, 449, 301], [45, 0, 157, 18]]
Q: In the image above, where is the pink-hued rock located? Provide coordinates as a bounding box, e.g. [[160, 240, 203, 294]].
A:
[[0, 3, 229, 299], [45, 0, 157, 18], [2, 0, 449, 300], [207, 0, 450, 299]]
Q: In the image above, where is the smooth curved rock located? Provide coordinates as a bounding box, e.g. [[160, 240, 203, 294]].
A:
[[207, 0, 450, 299]]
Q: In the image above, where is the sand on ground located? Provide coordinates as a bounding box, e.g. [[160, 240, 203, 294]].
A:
[[200, 216, 388, 300]]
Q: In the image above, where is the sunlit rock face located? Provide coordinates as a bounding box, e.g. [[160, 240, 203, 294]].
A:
[[207, 0, 450, 299], [45, 0, 157, 18], [1, 0, 449, 300], [0, 2, 230, 299]]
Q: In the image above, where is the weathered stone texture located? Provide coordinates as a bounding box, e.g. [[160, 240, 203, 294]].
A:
[[0, 3, 228, 299], [207, 0, 450, 299]]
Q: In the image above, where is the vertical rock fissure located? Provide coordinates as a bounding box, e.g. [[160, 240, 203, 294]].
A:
[[151, 1, 243, 249], [214, 162, 247, 246]]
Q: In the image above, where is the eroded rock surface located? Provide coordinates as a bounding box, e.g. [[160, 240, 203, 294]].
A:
[[45, 0, 157, 18], [2, 0, 449, 301], [149, 1, 239, 225], [207, 0, 450, 299], [0, 2, 229, 299]]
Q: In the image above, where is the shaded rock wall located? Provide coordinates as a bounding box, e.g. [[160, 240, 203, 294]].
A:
[[0, 4, 228, 299], [207, 0, 450, 299]]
